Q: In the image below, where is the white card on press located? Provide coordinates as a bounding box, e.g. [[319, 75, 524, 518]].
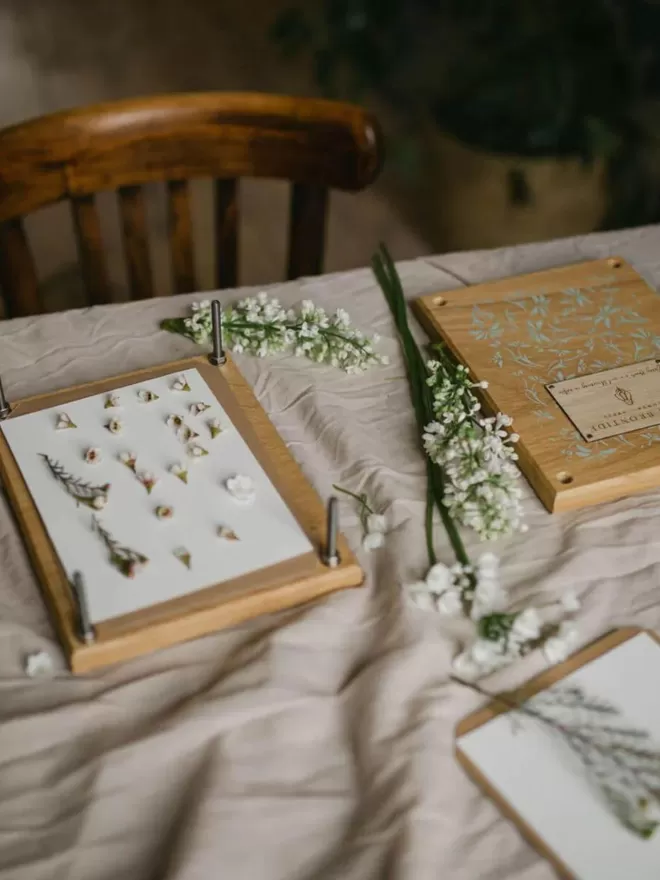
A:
[[457, 632, 660, 879], [0, 368, 312, 623]]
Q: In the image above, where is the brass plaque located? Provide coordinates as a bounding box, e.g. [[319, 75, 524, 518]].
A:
[[546, 358, 660, 442]]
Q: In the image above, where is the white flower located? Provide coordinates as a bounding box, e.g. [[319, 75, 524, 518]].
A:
[[24, 650, 54, 677], [138, 471, 158, 494], [471, 574, 504, 620], [226, 474, 255, 503], [170, 462, 188, 483], [423, 357, 525, 541], [362, 530, 385, 551], [186, 443, 208, 460], [366, 513, 386, 533], [209, 418, 223, 439], [167, 414, 184, 430], [629, 798, 660, 834], [119, 451, 137, 471], [405, 581, 436, 611], [425, 562, 451, 593], [471, 638, 503, 667], [560, 590, 581, 613], [189, 402, 211, 417], [542, 622, 579, 665], [106, 418, 122, 434], [172, 375, 191, 392], [92, 494, 107, 510], [451, 650, 483, 681], [84, 448, 101, 465], [511, 608, 542, 641], [137, 389, 159, 403], [218, 526, 239, 541], [56, 413, 76, 430], [104, 393, 120, 409], [435, 588, 463, 616], [477, 552, 499, 577], [155, 505, 174, 520]]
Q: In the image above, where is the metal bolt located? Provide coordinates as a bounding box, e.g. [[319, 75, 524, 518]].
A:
[[208, 299, 226, 366], [0, 376, 10, 420], [71, 571, 95, 645], [321, 496, 340, 568]]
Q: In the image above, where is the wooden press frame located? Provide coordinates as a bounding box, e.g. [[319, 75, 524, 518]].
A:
[[414, 257, 660, 512], [455, 627, 659, 879], [0, 355, 363, 673]]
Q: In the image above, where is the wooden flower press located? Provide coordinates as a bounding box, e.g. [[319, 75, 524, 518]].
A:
[[0, 302, 363, 673]]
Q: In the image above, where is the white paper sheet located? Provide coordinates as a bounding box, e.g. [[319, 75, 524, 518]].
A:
[[0, 368, 313, 623], [457, 633, 660, 879]]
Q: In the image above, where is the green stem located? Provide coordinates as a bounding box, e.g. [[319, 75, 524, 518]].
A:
[[371, 244, 470, 569], [425, 463, 437, 566], [332, 483, 374, 515]]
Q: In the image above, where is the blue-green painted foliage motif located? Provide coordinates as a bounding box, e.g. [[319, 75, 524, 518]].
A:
[[469, 277, 660, 459]]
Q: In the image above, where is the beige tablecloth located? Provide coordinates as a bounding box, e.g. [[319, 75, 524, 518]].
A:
[[2, 226, 660, 880]]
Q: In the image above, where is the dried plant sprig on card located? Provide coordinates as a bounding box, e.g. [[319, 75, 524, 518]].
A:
[[40, 454, 109, 509], [455, 676, 660, 839], [92, 516, 148, 578]]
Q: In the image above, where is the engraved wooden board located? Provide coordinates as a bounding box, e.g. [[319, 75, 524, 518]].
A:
[[455, 627, 660, 880], [413, 258, 660, 512], [0, 355, 363, 673]]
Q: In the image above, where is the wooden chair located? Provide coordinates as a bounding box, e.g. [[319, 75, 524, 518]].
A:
[[0, 92, 383, 318]]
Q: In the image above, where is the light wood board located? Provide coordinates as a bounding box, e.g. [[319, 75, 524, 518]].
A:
[[414, 258, 660, 512], [455, 627, 660, 880], [0, 355, 363, 673]]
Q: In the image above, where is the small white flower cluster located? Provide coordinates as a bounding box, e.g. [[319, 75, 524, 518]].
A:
[[180, 294, 387, 374], [423, 356, 525, 541], [24, 650, 55, 678], [362, 513, 387, 551], [333, 484, 388, 552], [405, 552, 580, 680]]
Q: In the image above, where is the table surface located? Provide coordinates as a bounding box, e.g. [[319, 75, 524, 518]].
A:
[[2, 224, 660, 880]]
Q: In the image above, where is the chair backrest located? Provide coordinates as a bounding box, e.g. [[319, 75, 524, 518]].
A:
[[0, 92, 383, 317]]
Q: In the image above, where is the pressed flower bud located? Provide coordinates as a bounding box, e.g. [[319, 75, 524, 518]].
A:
[[56, 413, 77, 430], [138, 389, 159, 403], [218, 526, 239, 541], [189, 402, 211, 417], [171, 375, 191, 392]]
